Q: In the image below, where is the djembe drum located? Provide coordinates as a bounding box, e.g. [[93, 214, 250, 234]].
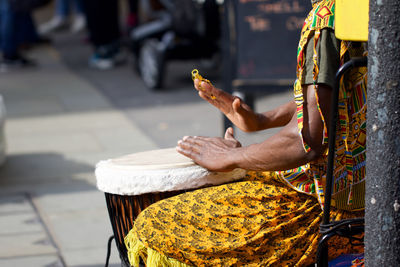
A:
[[95, 148, 246, 266]]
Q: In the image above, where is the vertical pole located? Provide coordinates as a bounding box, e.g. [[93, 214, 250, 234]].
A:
[[366, 0, 400, 265], [222, 0, 234, 133]]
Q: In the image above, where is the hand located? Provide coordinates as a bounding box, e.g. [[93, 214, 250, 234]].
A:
[[176, 127, 242, 172], [194, 79, 261, 132]]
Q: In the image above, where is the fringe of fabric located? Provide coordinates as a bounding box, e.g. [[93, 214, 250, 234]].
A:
[[124, 234, 192, 267]]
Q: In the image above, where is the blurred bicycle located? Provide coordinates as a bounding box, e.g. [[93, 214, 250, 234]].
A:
[[131, 0, 221, 89]]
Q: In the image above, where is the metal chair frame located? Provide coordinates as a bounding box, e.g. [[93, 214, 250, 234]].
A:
[[316, 57, 367, 267]]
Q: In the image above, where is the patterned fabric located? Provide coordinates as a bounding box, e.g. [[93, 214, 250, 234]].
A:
[[125, 172, 363, 266], [280, 0, 367, 211], [329, 253, 364, 267]]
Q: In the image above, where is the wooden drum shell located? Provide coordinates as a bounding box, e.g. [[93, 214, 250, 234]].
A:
[[104, 191, 185, 266]]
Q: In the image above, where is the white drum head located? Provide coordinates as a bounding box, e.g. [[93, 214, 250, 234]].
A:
[[95, 148, 246, 195], [107, 148, 196, 170]]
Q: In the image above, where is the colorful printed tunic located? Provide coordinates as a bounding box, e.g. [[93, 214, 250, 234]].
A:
[[124, 0, 367, 266], [279, 0, 367, 211]]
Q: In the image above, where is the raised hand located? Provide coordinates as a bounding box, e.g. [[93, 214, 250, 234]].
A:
[[176, 127, 241, 172], [191, 70, 262, 132], [194, 79, 264, 132]]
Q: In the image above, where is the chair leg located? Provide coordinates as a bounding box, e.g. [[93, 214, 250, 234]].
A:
[[316, 232, 337, 267]]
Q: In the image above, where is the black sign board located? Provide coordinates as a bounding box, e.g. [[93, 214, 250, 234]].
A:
[[223, 0, 312, 90], [221, 0, 312, 130]]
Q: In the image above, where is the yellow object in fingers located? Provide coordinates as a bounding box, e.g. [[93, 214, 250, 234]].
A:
[[191, 69, 215, 98], [191, 69, 212, 85], [191, 69, 200, 81]]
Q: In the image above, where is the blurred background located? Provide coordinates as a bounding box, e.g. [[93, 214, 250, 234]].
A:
[[0, 0, 292, 266]]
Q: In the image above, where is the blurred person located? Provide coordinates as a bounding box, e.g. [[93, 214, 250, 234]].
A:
[[0, 0, 40, 70], [81, 0, 125, 70], [39, 0, 85, 34]]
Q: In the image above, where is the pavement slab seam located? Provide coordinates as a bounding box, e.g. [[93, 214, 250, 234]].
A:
[[28, 192, 67, 267]]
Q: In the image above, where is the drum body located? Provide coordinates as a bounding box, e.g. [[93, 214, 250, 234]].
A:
[[105, 191, 185, 266], [96, 148, 246, 266]]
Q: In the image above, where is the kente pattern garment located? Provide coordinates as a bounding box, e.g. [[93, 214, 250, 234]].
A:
[[124, 0, 367, 265], [280, 0, 367, 211]]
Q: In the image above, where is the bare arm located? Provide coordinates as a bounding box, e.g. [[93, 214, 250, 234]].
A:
[[177, 84, 331, 172], [194, 80, 296, 132], [258, 100, 296, 130]]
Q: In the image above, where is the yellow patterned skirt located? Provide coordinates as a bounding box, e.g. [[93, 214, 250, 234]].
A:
[[125, 171, 363, 266]]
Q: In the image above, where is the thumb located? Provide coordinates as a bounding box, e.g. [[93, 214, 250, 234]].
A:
[[224, 127, 235, 140], [232, 97, 242, 112], [232, 97, 248, 116]]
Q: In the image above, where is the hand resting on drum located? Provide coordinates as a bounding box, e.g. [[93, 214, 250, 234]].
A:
[[176, 127, 241, 172]]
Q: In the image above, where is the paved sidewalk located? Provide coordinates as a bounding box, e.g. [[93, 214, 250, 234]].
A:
[[0, 45, 157, 266]]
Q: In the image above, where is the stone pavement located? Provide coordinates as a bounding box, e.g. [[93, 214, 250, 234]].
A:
[[0, 45, 157, 266], [0, 36, 292, 266]]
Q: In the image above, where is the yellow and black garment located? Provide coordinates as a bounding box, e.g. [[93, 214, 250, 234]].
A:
[[125, 172, 362, 266]]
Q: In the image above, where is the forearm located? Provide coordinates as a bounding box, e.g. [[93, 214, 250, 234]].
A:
[[229, 84, 329, 171], [255, 100, 297, 131], [229, 115, 319, 171]]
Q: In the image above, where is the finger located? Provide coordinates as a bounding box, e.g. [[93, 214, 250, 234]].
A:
[[194, 79, 202, 91], [176, 145, 193, 158], [177, 143, 199, 155], [179, 136, 205, 148], [182, 135, 200, 143], [232, 97, 244, 113], [200, 91, 224, 107], [177, 147, 204, 166], [176, 143, 200, 160], [233, 97, 253, 116], [181, 136, 222, 150], [199, 91, 212, 102], [200, 81, 235, 104], [224, 127, 235, 140], [200, 80, 211, 90], [196, 82, 216, 103], [200, 81, 215, 95], [185, 135, 214, 143], [212, 88, 236, 110], [194, 79, 207, 91]]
